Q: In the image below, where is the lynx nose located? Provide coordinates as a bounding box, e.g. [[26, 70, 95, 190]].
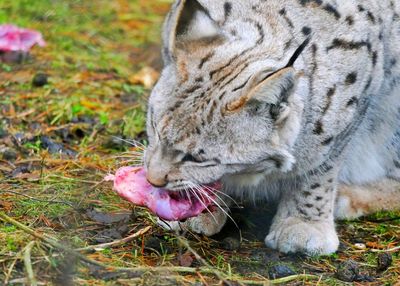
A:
[[146, 170, 168, 188], [145, 147, 170, 188]]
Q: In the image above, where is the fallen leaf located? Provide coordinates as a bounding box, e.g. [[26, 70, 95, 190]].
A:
[[179, 251, 194, 267], [0, 200, 13, 211], [129, 66, 159, 89]]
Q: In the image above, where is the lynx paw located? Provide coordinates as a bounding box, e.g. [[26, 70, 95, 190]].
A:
[[157, 208, 227, 236], [265, 217, 339, 255]]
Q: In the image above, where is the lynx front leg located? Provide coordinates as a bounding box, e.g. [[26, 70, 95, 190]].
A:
[[265, 169, 339, 255]]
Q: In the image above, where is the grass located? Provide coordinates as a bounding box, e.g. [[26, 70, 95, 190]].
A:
[[1, 0, 400, 285]]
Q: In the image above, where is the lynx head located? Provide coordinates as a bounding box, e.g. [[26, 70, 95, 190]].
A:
[[145, 0, 307, 190]]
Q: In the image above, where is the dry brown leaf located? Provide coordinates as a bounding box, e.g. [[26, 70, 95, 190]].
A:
[[178, 251, 194, 267], [129, 66, 159, 89], [13, 172, 41, 181], [0, 200, 14, 212]]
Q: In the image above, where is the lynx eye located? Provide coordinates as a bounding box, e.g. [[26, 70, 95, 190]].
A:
[[182, 153, 203, 163]]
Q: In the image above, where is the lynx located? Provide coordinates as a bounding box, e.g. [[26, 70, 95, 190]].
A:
[[144, 0, 400, 255]]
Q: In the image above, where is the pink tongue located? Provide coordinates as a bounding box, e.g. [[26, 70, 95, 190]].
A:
[[105, 167, 218, 221]]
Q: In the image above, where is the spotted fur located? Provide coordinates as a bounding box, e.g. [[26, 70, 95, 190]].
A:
[[145, 0, 400, 255]]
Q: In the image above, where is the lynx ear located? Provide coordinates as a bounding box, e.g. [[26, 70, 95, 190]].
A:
[[226, 67, 296, 121], [163, 0, 221, 62]]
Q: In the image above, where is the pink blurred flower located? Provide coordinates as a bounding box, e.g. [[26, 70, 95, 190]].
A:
[[0, 24, 46, 52]]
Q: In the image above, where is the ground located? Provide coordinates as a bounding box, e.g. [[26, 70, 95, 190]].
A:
[[0, 1, 400, 285]]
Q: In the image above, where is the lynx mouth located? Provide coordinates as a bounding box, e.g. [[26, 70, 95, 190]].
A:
[[105, 166, 221, 221]]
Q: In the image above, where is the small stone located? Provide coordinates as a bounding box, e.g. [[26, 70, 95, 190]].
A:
[[250, 248, 280, 264], [32, 73, 48, 87], [1, 148, 17, 161], [354, 243, 366, 250], [14, 132, 26, 143], [377, 252, 392, 272], [144, 236, 164, 253], [11, 165, 32, 177], [0, 127, 7, 138], [268, 264, 296, 279], [40, 136, 77, 157], [336, 259, 359, 282], [221, 237, 240, 251]]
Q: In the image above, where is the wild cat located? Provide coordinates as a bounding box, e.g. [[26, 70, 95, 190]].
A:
[[143, 0, 400, 255]]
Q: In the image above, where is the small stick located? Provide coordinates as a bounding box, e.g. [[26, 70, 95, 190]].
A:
[[4, 249, 23, 285], [0, 212, 104, 268], [23, 241, 37, 286], [370, 245, 400, 253], [175, 235, 234, 285], [76, 226, 151, 251], [1, 190, 75, 208], [238, 274, 320, 285], [196, 271, 209, 286]]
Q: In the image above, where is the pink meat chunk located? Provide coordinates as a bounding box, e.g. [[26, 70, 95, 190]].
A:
[[106, 167, 219, 221], [0, 24, 46, 52]]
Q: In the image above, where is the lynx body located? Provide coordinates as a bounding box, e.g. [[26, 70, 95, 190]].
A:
[[144, 0, 400, 255]]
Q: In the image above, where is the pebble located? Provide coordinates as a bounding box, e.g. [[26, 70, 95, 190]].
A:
[[354, 243, 367, 250], [377, 252, 392, 272], [11, 165, 32, 177], [1, 148, 17, 161], [220, 237, 241, 251], [144, 236, 166, 254], [268, 264, 296, 279], [336, 259, 359, 282], [32, 73, 49, 87], [40, 136, 77, 157], [0, 127, 7, 138]]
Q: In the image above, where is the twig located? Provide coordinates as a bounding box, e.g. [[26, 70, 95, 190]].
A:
[[370, 245, 400, 253], [7, 278, 46, 285], [239, 274, 320, 285], [76, 226, 151, 251], [45, 174, 99, 184], [23, 241, 37, 286], [175, 235, 236, 285], [0, 212, 104, 268], [196, 271, 209, 286], [1, 190, 75, 208], [4, 249, 24, 285]]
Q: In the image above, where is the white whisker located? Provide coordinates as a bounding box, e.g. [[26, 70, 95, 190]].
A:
[[111, 136, 146, 150], [187, 186, 217, 224], [201, 185, 240, 208], [111, 154, 143, 159], [183, 186, 192, 205], [188, 182, 239, 230], [119, 150, 145, 155]]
